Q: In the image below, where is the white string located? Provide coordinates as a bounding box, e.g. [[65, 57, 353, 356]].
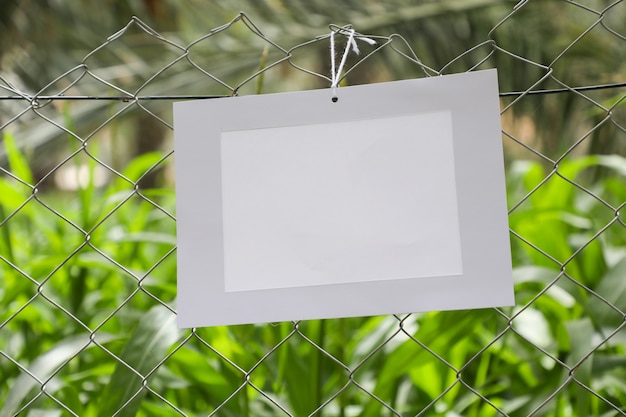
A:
[[330, 30, 337, 94], [330, 28, 376, 99], [334, 29, 355, 89]]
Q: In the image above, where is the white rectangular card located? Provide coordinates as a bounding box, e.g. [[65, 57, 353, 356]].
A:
[[174, 69, 514, 327]]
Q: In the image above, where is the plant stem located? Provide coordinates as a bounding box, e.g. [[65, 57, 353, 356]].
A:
[[315, 320, 325, 416], [256, 45, 269, 95], [0, 204, 14, 264], [242, 382, 250, 417]]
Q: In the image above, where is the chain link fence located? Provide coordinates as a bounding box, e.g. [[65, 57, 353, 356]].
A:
[[1, 2, 625, 416]]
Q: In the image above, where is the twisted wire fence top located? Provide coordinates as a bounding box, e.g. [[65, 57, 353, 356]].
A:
[[1, 2, 625, 416]]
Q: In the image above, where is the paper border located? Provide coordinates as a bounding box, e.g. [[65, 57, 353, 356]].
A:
[[174, 69, 514, 327]]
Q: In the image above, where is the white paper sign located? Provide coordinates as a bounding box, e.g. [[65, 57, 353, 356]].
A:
[[174, 69, 514, 328]]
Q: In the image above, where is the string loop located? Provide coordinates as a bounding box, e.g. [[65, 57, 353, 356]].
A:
[[329, 28, 376, 100]]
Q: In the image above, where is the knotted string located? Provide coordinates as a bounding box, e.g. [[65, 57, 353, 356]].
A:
[[330, 28, 376, 101]]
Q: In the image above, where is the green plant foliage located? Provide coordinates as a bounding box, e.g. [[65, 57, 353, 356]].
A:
[[96, 305, 180, 417], [1, 334, 115, 417], [1, 123, 626, 415]]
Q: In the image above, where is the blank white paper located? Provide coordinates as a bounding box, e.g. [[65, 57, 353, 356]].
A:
[[174, 69, 514, 328], [220, 112, 462, 292]]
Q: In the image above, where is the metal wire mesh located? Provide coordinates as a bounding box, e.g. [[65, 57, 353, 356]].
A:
[[1, 2, 625, 416]]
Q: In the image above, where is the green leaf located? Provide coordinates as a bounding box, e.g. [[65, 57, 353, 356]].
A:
[[513, 308, 552, 349], [525, 156, 599, 210], [96, 304, 179, 417], [2, 131, 34, 185], [108, 231, 176, 245], [513, 266, 561, 285], [0, 176, 31, 213], [0, 334, 114, 417], [167, 346, 233, 398], [592, 355, 626, 374], [597, 154, 626, 177], [282, 340, 318, 416], [119, 152, 165, 185], [509, 208, 574, 268], [588, 257, 626, 329], [565, 319, 595, 417], [362, 311, 488, 416]]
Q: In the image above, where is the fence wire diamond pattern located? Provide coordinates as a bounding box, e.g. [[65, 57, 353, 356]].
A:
[[1, 2, 625, 416]]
